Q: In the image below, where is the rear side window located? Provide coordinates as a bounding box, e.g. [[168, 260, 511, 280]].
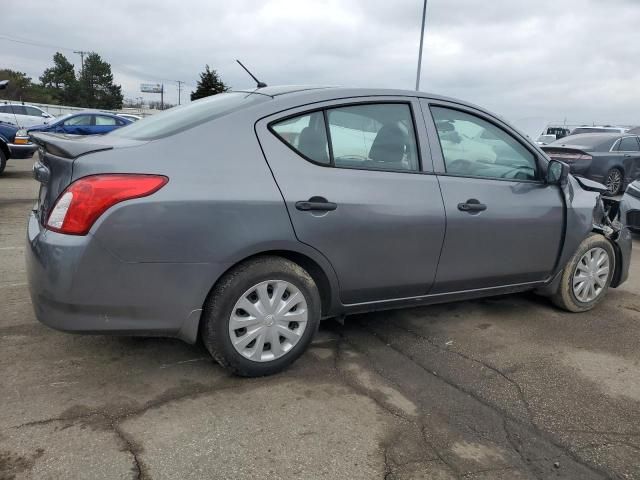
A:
[[110, 92, 268, 140], [3, 105, 27, 115], [95, 115, 117, 126], [618, 137, 640, 152], [270, 103, 420, 172], [271, 112, 329, 164]]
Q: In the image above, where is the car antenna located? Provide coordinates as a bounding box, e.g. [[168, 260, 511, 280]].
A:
[[236, 60, 267, 89]]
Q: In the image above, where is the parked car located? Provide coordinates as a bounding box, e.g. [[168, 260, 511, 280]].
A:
[[622, 180, 640, 232], [23, 111, 131, 136], [542, 133, 640, 195], [0, 121, 38, 174], [0, 103, 55, 128], [536, 134, 557, 145], [117, 113, 142, 122], [26, 86, 631, 377]]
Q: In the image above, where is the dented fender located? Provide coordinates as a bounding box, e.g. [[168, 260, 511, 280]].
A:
[[538, 176, 631, 295]]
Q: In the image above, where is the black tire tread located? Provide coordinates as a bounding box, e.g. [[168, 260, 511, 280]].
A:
[[551, 233, 615, 312], [201, 255, 320, 377]]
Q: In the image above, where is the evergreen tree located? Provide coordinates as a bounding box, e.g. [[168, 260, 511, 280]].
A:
[[40, 52, 79, 105], [0, 69, 56, 104], [78, 52, 123, 109], [190, 65, 228, 101]]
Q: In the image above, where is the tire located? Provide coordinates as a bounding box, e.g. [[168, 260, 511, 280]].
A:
[[201, 256, 321, 377], [0, 147, 7, 175], [604, 168, 624, 195], [552, 234, 615, 312]]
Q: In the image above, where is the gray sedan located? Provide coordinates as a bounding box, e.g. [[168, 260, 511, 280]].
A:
[[26, 86, 631, 377]]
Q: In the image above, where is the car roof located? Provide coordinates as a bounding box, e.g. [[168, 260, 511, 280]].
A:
[[231, 85, 461, 102]]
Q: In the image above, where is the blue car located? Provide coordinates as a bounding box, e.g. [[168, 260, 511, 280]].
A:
[[25, 111, 132, 136]]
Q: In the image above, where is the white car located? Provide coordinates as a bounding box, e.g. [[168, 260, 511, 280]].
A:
[[0, 104, 55, 128], [117, 113, 142, 122]]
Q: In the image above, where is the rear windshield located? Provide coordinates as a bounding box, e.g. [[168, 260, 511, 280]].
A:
[[110, 92, 268, 140]]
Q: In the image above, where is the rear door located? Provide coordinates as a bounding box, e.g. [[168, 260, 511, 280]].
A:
[[256, 97, 446, 305], [616, 136, 640, 183], [93, 115, 121, 134], [422, 99, 564, 292]]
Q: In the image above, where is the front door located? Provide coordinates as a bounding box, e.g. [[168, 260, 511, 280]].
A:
[[257, 98, 446, 305], [422, 100, 565, 293]]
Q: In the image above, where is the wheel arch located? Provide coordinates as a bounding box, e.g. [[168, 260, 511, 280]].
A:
[[177, 245, 342, 344]]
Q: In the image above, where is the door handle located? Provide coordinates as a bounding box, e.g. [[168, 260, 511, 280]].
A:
[[295, 196, 337, 212], [458, 199, 486, 212]]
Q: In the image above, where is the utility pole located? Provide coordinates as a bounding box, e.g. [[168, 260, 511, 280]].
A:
[[160, 83, 164, 110], [415, 0, 428, 91], [176, 80, 184, 105], [74, 50, 89, 76]]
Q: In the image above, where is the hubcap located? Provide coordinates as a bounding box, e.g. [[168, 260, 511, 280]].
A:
[[228, 280, 308, 362], [606, 170, 621, 194], [572, 247, 610, 303]]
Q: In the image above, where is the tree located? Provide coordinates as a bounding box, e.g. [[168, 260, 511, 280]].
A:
[[0, 69, 56, 104], [40, 52, 79, 104], [190, 65, 228, 101], [78, 52, 123, 109]]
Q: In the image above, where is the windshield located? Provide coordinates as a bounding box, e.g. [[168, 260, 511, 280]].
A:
[[110, 92, 269, 140]]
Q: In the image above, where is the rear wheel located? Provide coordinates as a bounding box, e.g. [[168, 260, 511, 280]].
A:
[[552, 234, 615, 312], [605, 168, 623, 195], [201, 256, 321, 377]]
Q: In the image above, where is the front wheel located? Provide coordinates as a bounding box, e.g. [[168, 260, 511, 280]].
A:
[[0, 147, 7, 175], [552, 234, 615, 312], [201, 256, 321, 377]]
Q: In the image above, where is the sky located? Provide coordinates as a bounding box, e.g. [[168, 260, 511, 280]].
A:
[[2, 0, 640, 136]]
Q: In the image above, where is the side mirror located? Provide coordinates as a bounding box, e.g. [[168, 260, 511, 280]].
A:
[[546, 159, 570, 187], [41, 112, 50, 118]]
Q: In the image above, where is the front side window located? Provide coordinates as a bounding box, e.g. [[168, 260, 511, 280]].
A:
[[431, 106, 537, 181], [95, 115, 117, 126], [64, 115, 92, 126], [25, 106, 43, 116], [271, 103, 419, 172], [618, 137, 640, 152]]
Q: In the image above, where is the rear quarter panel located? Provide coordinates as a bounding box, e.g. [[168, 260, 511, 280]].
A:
[[73, 112, 296, 265]]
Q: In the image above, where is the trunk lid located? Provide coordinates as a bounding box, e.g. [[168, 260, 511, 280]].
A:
[[30, 132, 142, 225], [541, 146, 591, 164]]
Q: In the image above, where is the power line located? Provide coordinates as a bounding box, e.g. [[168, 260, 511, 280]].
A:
[[176, 80, 184, 105], [0, 34, 196, 95], [73, 50, 90, 76]]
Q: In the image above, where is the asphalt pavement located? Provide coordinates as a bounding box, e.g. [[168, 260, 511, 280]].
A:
[[2, 158, 639, 479]]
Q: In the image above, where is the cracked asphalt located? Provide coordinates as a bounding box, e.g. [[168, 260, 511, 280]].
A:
[[2, 158, 640, 479]]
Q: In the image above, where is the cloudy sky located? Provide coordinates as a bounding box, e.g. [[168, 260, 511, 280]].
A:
[[3, 0, 640, 135]]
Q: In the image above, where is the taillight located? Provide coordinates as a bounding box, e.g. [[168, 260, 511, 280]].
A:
[[46, 174, 168, 235]]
